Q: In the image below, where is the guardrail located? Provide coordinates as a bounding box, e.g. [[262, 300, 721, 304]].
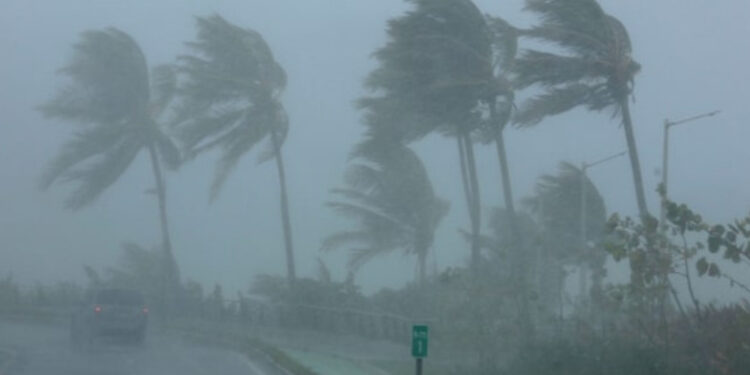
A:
[[188, 299, 421, 342], [0, 298, 426, 343]]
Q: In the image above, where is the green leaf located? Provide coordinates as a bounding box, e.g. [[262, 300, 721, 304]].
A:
[[696, 257, 709, 276], [708, 263, 720, 277], [708, 235, 721, 253]]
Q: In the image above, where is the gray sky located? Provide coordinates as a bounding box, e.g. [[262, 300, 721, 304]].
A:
[[1, 0, 749, 297]]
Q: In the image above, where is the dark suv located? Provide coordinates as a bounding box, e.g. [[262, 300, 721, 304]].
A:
[[70, 288, 148, 346]]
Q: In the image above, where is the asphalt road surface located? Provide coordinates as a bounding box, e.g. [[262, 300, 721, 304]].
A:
[[0, 320, 269, 375]]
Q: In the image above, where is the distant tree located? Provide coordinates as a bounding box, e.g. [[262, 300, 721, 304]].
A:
[[39, 28, 181, 292], [104, 242, 166, 311], [175, 15, 297, 282], [524, 162, 607, 311], [322, 136, 448, 283], [251, 274, 366, 309], [514, 0, 648, 219]]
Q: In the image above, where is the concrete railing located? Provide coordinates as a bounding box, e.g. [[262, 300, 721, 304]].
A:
[[200, 300, 421, 342]]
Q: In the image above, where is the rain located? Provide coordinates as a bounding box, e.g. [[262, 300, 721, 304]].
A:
[[1, 0, 749, 374]]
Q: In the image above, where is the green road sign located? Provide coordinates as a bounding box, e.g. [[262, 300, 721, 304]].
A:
[[411, 325, 429, 358]]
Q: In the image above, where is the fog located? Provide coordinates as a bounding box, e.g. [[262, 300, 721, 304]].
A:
[[1, 0, 748, 298]]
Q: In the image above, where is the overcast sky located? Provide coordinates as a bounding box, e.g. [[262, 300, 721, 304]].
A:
[[1, 0, 748, 297]]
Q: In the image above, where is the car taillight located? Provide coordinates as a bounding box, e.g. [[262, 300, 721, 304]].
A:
[[94, 305, 102, 313], [142, 307, 149, 314]]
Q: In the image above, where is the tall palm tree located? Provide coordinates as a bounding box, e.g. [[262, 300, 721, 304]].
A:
[[174, 15, 296, 282], [39, 28, 181, 288], [484, 15, 520, 220], [360, 0, 496, 270], [362, 1, 535, 337], [322, 136, 448, 283], [514, 0, 647, 219]]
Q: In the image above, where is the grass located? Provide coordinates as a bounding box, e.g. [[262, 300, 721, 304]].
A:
[[170, 320, 319, 375], [370, 359, 456, 375], [281, 349, 388, 375]]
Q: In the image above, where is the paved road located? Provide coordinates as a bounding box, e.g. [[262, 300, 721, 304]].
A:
[[0, 320, 268, 375]]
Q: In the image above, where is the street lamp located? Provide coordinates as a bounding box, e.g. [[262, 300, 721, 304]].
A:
[[579, 150, 627, 297], [660, 110, 720, 227]]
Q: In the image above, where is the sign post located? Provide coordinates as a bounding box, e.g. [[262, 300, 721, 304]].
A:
[[412, 325, 428, 375]]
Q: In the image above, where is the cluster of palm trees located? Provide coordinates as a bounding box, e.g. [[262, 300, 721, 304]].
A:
[[39, 16, 296, 298], [40, 0, 648, 323], [326, 0, 647, 336]]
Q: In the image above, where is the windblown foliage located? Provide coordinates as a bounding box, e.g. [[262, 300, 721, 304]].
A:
[[39, 28, 179, 209], [322, 136, 448, 279]]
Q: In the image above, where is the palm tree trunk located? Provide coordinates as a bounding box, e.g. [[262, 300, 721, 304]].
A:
[[491, 113, 516, 215], [462, 132, 482, 271], [147, 145, 178, 280], [270, 128, 296, 283], [457, 134, 474, 222], [491, 106, 534, 340], [620, 98, 650, 219], [147, 144, 178, 320]]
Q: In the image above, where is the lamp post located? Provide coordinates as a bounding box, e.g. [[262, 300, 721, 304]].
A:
[[660, 110, 720, 228], [579, 151, 626, 297]]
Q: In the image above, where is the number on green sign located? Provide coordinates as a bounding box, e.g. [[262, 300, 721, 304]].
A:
[[411, 325, 429, 358]]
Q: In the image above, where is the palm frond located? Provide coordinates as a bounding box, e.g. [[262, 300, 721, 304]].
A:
[[523, 0, 611, 56], [177, 106, 246, 153], [513, 50, 604, 90], [347, 247, 394, 272], [513, 83, 593, 126], [39, 28, 149, 125], [180, 14, 285, 104], [320, 231, 373, 252], [150, 64, 178, 118], [325, 201, 406, 231], [209, 117, 273, 200], [62, 133, 143, 209], [486, 15, 519, 71], [39, 124, 133, 190]]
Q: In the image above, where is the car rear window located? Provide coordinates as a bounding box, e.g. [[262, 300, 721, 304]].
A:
[[95, 289, 144, 306]]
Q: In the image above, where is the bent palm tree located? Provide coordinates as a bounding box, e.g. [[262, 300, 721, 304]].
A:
[[514, 0, 648, 219], [175, 15, 296, 282], [39, 28, 181, 287], [322, 136, 448, 283], [524, 162, 607, 305], [360, 0, 496, 270]]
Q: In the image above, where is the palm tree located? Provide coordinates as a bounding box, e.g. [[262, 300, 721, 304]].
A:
[[322, 136, 449, 283], [514, 0, 647, 218], [39, 28, 181, 288], [174, 15, 296, 282], [360, 0, 496, 270], [524, 162, 607, 311], [484, 15, 520, 220], [362, 1, 536, 337]]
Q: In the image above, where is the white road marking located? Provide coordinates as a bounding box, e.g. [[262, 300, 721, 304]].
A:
[[235, 352, 268, 375]]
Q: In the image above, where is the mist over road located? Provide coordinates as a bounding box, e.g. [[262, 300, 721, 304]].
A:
[[0, 320, 267, 375]]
